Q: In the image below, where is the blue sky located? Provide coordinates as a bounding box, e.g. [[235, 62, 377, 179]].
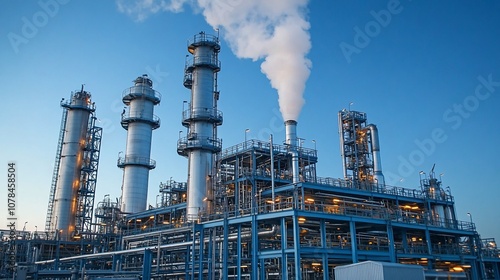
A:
[[1, 1, 499, 242]]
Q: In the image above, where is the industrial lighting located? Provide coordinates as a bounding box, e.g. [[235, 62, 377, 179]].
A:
[[452, 266, 464, 272], [298, 217, 306, 223], [333, 198, 341, 203], [311, 263, 321, 266], [461, 264, 471, 268], [149, 215, 155, 219], [306, 198, 315, 203]]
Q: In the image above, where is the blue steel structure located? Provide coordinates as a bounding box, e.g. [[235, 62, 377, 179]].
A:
[[1, 32, 500, 279]]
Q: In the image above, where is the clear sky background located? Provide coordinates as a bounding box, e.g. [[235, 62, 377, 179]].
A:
[[1, 1, 499, 242]]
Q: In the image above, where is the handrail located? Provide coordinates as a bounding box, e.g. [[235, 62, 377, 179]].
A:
[[122, 85, 161, 103], [117, 156, 156, 168]]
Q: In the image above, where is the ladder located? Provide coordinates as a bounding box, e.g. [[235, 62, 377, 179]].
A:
[[45, 107, 68, 232]]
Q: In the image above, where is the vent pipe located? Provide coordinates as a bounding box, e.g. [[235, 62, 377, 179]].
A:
[[285, 120, 300, 183]]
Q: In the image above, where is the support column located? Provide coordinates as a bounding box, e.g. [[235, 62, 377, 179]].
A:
[[281, 217, 288, 279], [321, 220, 328, 280], [387, 223, 396, 262], [293, 213, 302, 279], [350, 221, 358, 263], [142, 249, 152, 280]]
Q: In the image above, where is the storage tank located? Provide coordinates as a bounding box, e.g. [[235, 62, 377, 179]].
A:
[[334, 261, 425, 280]]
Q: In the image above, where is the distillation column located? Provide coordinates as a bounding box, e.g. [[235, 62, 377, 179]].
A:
[[118, 75, 161, 213], [50, 88, 95, 240], [338, 109, 385, 187], [178, 32, 223, 221]]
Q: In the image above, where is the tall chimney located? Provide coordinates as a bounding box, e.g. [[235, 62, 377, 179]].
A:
[[285, 120, 300, 183]]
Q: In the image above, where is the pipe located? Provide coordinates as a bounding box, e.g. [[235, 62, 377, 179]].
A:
[[285, 120, 299, 183], [270, 134, 275, 211], [366, 124, 385, 186], [338, 111, 347, 179]]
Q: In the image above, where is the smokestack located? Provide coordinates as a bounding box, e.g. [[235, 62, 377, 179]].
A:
[[118, 74, 161, 214], [285, 120, 300, 183]]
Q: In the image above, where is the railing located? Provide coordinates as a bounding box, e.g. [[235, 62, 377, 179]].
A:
[[122, 85, 161, 104], [314, 176, 441, 201], [182, 107, 223, 125], [117, 156, 156, 169], [177, 136, 222, 152], [61, 92, 96, 111], [120, 111, 160, 129], [339, 110, 367, 121], [188, 32, 219, 47], [185, 55, 220, 71], [220, 139, 317, 159]]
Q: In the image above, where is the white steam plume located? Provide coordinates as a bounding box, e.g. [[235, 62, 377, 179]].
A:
[[116, 0, 312, 121]]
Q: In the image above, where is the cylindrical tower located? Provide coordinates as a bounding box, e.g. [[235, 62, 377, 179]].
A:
[[178, 32, 222, 221], [51, 88, 94, 240], [118, 75, 161, 214], [285, 120, 300, 183]]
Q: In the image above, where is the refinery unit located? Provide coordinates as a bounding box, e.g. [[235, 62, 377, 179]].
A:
[[1, 32, 500, 280]]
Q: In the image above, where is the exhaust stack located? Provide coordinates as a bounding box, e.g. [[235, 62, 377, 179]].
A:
[[285, 120, 300, 183]]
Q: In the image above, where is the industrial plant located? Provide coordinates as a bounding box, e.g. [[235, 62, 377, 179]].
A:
[[1, 32, 499, 280]]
